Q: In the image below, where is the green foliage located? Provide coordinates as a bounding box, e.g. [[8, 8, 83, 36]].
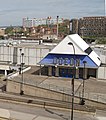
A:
[[82, 36, 106, 44], [0, 36, 4, 39], [96, 37, 106, 44], [58, 19, 70, 36], [5, 26, 14, 35]]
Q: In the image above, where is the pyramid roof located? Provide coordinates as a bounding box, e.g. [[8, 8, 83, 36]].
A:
[[49, 34, 101, 66], [39, 34, 101, 67]]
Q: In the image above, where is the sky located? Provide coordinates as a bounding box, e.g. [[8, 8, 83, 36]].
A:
[[0, 0, 105, 26]]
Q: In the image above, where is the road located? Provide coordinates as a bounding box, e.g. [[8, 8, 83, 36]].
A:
[[0, 99, 100, 120]]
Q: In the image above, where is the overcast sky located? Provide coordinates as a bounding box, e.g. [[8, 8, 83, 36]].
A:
[[0, 0, 104, 26]]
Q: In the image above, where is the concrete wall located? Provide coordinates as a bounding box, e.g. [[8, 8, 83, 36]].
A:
[[100, 54, 106, 63], [0, 65, 10, 70], [6, 80, 20, 94], [6, 80, 70, 102], [97, 67, 106, 79], [0, 46, 51, 65]]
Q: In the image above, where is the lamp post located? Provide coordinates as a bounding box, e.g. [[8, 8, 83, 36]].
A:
[[19, 48, 22, 75], [20, 53, 25, 95], [56, 16, 59, 39], [68, 42, 75, 120], [7, 45, 9, 63], [19, 48, 22, 64], [80, 60, 87, 105]]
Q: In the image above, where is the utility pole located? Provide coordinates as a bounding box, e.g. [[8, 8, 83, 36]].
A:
[[20, 53, 25, 95], [104, 0, 106, 16], [56, 16, 59, 39], [68, 42, 76, 120], [80, 61, 87, 105]]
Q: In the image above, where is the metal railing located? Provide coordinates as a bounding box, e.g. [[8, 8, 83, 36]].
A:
[[19, 79, 106, 104]]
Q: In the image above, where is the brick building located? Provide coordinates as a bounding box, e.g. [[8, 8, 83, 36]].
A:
[[70, 16, 106, 37], [0, 28, 5, 36]]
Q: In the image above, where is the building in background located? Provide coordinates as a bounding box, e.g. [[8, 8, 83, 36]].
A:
[[0, 28, 5, 36], [22, 17, 70, 39], [70, 19, 79, 34], [22, 17, 63, 28], [23, 18, 34, 28], [70, 16, 106, 37]]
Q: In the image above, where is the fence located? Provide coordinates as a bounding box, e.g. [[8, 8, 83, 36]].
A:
[[17, 79, 106, 104]]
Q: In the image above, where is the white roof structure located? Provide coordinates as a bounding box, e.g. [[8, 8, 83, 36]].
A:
[[50, 34, 101, 66], [50, 34, 88, 55]]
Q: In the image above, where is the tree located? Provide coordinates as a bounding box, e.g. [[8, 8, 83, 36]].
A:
[[58, 19, 70, 36], [5, 26, 14, 35], [96, 37, 106, 44]]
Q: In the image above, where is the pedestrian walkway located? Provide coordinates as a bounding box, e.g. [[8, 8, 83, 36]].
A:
[[0, 118, 7, 120], [5, 66, 106, 104], [0, 109, 59, 120], [11, 74, 106, 104], [0, 108, 10, 119], [97, 117, 106, 120], [0, 107, 98, 120]]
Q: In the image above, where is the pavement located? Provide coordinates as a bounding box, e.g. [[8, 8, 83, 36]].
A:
[[0, 108, 10, 119], [0, 108, 59, 120], [96, 110, 106, 120], [0, 66, 106, 119], [0, 107, 99, 120], [10, 66, 106, 104]]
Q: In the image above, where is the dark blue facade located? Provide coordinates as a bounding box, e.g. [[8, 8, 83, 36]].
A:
[[39, 53, 98, 68], [39, 53, 98, 79]]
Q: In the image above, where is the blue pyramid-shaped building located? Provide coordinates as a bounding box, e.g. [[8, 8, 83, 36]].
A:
[[39, 34, 101, 68], [38, 34, 101, 78]]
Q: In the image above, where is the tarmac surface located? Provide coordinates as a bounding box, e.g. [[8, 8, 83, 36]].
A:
[[1, 66, 106, 120], [0, 98, 101, 120], [11, 66, 106, 103]]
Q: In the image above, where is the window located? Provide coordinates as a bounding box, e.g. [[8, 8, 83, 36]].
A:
[[59, 58, 63, 65], [53, 57, 58, 64], [76, 59, 80, 66], [64, 58, 69, 65], [70, 58, 74, 66], [85, 47, 93, 55]]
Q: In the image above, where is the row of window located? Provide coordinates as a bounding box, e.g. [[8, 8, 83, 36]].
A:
[[80, 28, 105, 31], [53, 57, 80, 66]]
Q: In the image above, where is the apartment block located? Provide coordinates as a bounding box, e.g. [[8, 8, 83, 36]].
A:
[[70, 16, 106, 37]]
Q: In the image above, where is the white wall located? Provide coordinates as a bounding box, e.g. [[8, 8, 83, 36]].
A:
[[97, 67, 106, 79], [0, 46, 51, 65]]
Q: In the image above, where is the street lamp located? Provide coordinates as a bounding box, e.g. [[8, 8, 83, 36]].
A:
[[19, 48, 22, 64], [19, 48, 22, 75], [20, 53, 25, 95], [68, 42, 75, 120], [7, 45, 9, 63], [56, 16, 59, 39], [80, 60, 87, 105]]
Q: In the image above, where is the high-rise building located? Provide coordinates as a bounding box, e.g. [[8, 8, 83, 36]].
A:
[[70, 16, 106, 37], [22, 17, 64, 28], [70, 19, 79, 34], [23, 18, 34, 28]]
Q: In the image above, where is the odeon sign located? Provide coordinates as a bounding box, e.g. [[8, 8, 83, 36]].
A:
[[53, 57, 80, 66]]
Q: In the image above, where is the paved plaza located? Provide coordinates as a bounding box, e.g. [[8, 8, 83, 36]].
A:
[[12, 66, 106, 103], [1, 66, 106, 119]]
